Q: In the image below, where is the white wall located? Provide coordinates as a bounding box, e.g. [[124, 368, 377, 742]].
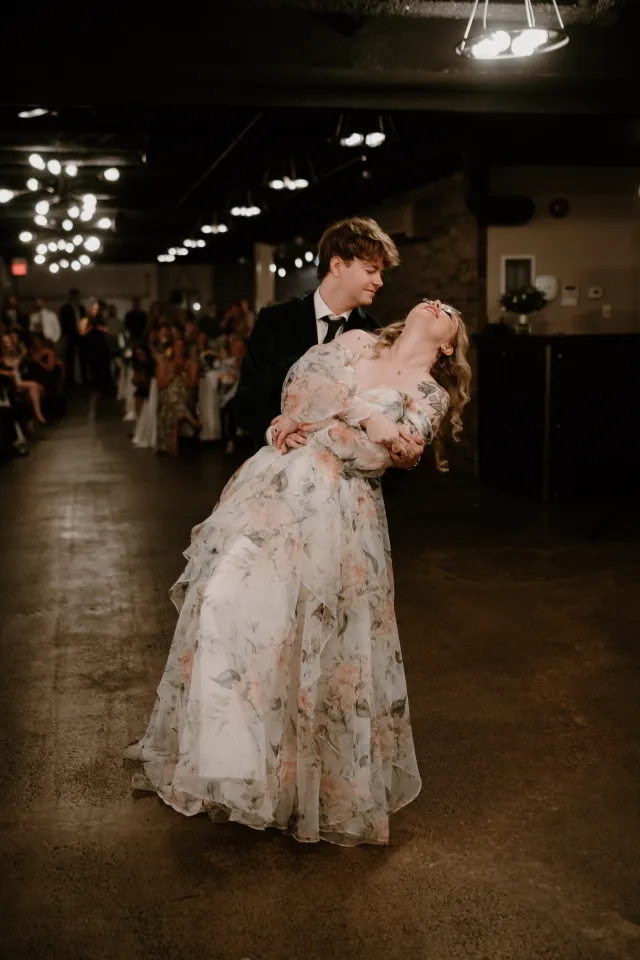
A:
[[487, 167, 640, 334]]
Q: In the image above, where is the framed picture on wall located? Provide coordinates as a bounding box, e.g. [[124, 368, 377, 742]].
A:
[[500, 255, 536, 295]]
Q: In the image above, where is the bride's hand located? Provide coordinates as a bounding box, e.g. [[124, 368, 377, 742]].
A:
[[271, 415, 300, 451], [362, 412, 400, 447]]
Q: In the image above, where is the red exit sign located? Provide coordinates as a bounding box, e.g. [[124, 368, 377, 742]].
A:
[[11, 258, 28, 277]]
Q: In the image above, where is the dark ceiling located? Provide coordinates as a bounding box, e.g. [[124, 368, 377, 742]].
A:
[[0, 0, 638, 264]]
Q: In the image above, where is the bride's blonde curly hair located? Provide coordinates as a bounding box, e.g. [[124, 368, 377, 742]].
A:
[[371, 302, 472, 472]]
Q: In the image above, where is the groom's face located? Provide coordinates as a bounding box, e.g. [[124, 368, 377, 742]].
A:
[[337, 257, 384, 307]]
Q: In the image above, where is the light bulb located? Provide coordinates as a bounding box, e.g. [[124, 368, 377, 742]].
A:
[[183, 239, 194, 248], [176, 247, 188, 256], [48, 242, 58, 252], [269, 179, 285, 190], [196, 239, 206, 248], [18, 107, 48, 119], [47, 159, 62, 175], [340, 133, 364, 148], [84, 236, 101, 252], [510, 28, 548, 57], [217, 223, 228, 233], [36, 244, 48, 254], [71, 260, 81, 271], [231, 206, 241, 216], [65, 242, 74, 254], [34, 254, 46, 265], [278, 267, 286, 278], [104, 167, 119, 182], [294, 178, 309, 189], [269, 263, 277, 274], [164, 255, 175, 262], [0, 189, 15, 203], [60, 259, 69, 269], [193, 302, 201, 311], [201, 224, 213, 234], [80, 209, 93, 222], [57, 239, 66, 250], [29, 153, 46, 170], [295, 258, 303, 268], [168, 247, 177, 256], [35, 200, 49, 215], [65, 163, 78, 177], [27, 178, 39, 191], [68, 205, 80, 218], [248, 205, 261, 216], [157, 255, 167, 262], [73, 235, 83, 246], [79, 254, 91, 266], [49, 263, 59, 274], [19, 231, 33, 243], [304, 251, 314, 262], [471, 30, 512, 59], [62, 219, 73, 231], [82, 194, 97, 207], [365, 132, 385, 148], [96, 218, 112, 229], [34, 215, 48, 227]]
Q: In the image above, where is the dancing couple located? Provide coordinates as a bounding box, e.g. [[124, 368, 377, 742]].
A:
[[125, 217, 471, 846]]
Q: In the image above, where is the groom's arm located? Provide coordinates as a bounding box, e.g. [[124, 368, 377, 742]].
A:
[[233, 307, 276, 448]]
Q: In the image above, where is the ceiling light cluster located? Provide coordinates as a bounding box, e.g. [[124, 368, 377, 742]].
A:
[[231, 204, 261, 218], [201, 222, 228, 234], [456, 0, 569, 59], [336, 114, 389, 149]]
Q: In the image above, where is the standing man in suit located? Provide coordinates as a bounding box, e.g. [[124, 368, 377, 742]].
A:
[[234, 216, 424, 470], [59, 288, 87, 384]]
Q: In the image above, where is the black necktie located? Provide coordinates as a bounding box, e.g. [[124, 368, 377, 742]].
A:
[[322, 315, 344, 344]]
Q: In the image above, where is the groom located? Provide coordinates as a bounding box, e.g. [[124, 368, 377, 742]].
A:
[[234, 216, 424, 470]]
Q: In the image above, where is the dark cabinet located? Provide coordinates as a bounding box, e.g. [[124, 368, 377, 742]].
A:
[[476, 334, 640, 500]]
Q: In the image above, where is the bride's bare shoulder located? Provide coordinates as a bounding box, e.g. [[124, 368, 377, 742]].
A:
[[336, 329, 377, 350]]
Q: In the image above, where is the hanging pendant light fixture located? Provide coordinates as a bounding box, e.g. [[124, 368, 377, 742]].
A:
[[456, 0, 569, 60]]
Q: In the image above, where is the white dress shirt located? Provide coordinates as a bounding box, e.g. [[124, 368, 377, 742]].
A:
[[30, 308, 61, 344], [314, 287, 352, 343]]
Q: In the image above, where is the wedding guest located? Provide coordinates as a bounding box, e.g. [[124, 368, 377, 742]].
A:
[[2, 295, 30, 344], [155, 338, 200, 456], [124, 297, 148, 342], [59, 288, 87, 383], [30, 298, 61, 347], [0, 332, 46, 423]]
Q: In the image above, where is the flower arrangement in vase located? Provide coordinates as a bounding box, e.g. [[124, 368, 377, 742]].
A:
[[499, 286, 548, 334]]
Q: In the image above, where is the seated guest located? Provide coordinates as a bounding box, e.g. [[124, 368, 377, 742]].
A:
[[0, 332, 46, 424], [124, 297, 148, 342], [23, 333, 65, 418]]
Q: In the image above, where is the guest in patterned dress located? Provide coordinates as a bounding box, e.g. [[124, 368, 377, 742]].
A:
[[155, 338, 200, 456]]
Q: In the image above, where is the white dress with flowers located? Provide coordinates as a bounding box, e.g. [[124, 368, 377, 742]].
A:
[[125, 340, 449, 846]]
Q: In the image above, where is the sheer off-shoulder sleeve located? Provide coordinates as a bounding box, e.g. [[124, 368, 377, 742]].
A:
[[281, 342, 384, 427]]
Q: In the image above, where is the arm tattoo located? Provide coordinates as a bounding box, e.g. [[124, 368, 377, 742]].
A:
[[417, 380, 449, 420]]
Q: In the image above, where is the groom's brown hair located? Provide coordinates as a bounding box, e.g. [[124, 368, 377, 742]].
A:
[[316, 217, 400, 280]]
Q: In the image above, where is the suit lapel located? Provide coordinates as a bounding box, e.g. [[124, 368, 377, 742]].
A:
[[294, 292, 319, 352]]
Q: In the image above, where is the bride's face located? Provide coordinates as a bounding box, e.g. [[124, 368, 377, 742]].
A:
[[407, 299, 459, 345]]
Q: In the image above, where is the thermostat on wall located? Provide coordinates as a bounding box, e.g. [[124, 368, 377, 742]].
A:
[[535, 275, 558, 301], [588, 286, 604, 300], [561, 284, 579, 307]]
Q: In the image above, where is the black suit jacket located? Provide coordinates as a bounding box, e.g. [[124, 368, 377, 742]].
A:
[[234, 292, 379, 448], [59, 301, 87, 340]]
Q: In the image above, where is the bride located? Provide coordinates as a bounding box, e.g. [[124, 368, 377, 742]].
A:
[[125, 298, 471, 846]]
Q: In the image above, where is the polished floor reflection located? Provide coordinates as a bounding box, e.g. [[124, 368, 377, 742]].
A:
[[1, 397, 639, 960]]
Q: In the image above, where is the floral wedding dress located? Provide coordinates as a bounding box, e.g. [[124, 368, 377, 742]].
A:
[[124, 338, 449, 846]]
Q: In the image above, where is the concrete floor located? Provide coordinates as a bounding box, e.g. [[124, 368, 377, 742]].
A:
[[1, 396, 639, 960]]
